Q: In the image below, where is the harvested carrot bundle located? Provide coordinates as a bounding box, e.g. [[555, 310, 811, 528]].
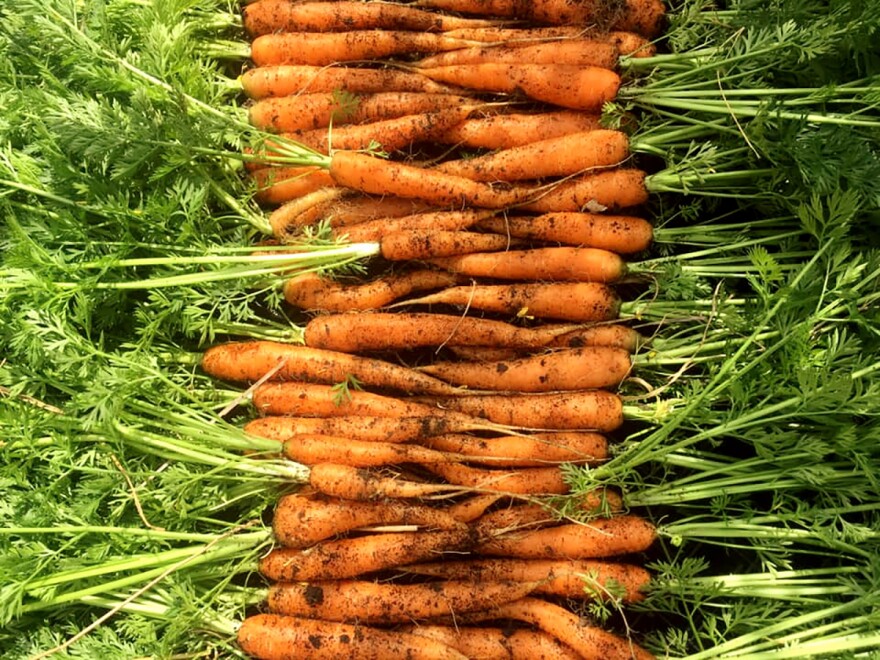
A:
[[241, 65, 457, 99], [417, 345, 633, 392], [405, 559, 651, 601], [250, 32, 481, 67], [242, 1, 500, 37], [259, 529, 474, 581], [267, 579, 540, 623], [420, 431, 608, 466], [423, 463, 570, 495], [284, 270, 461, 312], [478, 212, 654, 254], [249, 92, 473, 134], [333, 209, 493, 243], [414, 39, 620, 69], [237, 613, 468, 660], [251, 166, 334, 205], [201, 341, 465, 395], [436, 110, 603, 150], [402, 625, 581, 660], [272, 494, 466, 548], [427, 247, 629, 283], [281, 434, 464, 467], [477, 516, 658, 559]]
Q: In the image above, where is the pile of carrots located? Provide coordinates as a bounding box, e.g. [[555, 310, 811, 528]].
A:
[[208, 1, 672, 657]]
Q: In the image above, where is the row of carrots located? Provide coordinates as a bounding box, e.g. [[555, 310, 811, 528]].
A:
[[207, 1, 673, 658]]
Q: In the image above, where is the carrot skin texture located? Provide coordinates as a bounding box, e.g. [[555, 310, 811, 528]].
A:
[[437, 111, 602, 150], [424, 463, 569, 495], [308, 463, 464, 500], [237, 613, 468, 660], [282, 435, 461, 467], [522, 169, 650, 212], [445, 494, 505, 522], [335, 210, 491, 243], [246, 415, 486, 444], [252, 167, 334, 205], [420, 432, 608, 466], [253, 382, 442, 419], [416, 39, 619, 69], [380, 230, 519, 261], [402, 625, 582, 660]]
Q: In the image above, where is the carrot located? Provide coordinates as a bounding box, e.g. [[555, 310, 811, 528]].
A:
[[548, 324, 646, 352], [308, 463, 472, 500], [252, 166, 334, 205], [418, 345, 633, 392], [445, 346, 528, 362], [259, 529, 474, 581], [401, 625, 581, 660], [267, 579, 540, 623], [249, 92, 473, 134], [423, 463, 570, 495], [242, 1, 501, 37], [476, 516, 658, 559], [405, 559, 652, 602], [415, 39, 619, 69], [433, 129, 630, 181], [442, 26, 588, 42], [303, 312, 586, 353], [333, 209, 492, 243], [609, 30, 657, 57], [436, 111, 603, 150], [521, 168, 650, 212], [241, 65, 457, 99], [415, 390, 625, 431], [201, 341, 466, 395], [250, 32, 480, 67], [253, 382, 443, 418], [478, 212, 654, 254], [237, 613, 468, 660], [272, 493, 466, 548], [413, 0, 667, 37], [419, 432, 608, 467], [284, 270, 462, 312], [414, 63, 620, 111], [269, 188, 347, 237], [282, 434, 465, 467], [392, 282, 622, 323], [445, 494, 505, 522], [474, 492, 623, 535], [427, 247, 629, 283], [378, 230, 521, 261]]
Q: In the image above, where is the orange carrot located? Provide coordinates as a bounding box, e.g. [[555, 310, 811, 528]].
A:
[[402, 625, 581, 660], [418, 345, 633, 392], [478, 212, 654, 254], [434, 130, 630, 182], [393, 282, 622, 323], [379, 230, 520, 261], [437, 111, 602, 150], [241, 65, 457, 99], [415, 39, 619, 69], [252, 166, 334, 205], [267, 579, 540, 623], [427, 247, 629, 283], [474, 493, 622, 535], [476, 516, 658, 559], [333, 209, 492, 243], [308, 463, 472, 500], [442, 26, 587, 42], [419, 431, 608, 466], [423, 463, 570, 495], [252, 382, 443, 418], [259, 529, 474, 581], [243, 1, 500, 37], [238, 613, 468, 660], [250, 32, 480, 67], [609, 30, 657, 57], [282, 434, 463, 467], [269, 188, 347, 237], [522, 169, 650, 212], [272, 493, 466, 548], [445, 494, 505, 522], [548, 324, 646, 351], [284, 270, 462, 312], [201, 341, 465, 395]]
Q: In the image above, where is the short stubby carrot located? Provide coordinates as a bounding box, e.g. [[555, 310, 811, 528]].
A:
[[241, 65, 457, 99], [237, 613, 468, 660], [418, 345, 633, 392], [423, 463, 570, 495], [419, 431, 608, 466], [334, 209, 492, 243], [272, 493, 466, 548], [392, 282, 623, 323], [427, 247, 629, 283], [282, 434, 461, 467], [478, 212, 654, 254], [284, 270, 462, 312], [415, 39, 620, 69], [476, 515, 658, 559], [267, 579, 540, 624], [259, 529, 474, 581], [522, 169, 650, 212], [436, 111, 603, 150], [402, 625, 581, 660], [251, 167, 334, 205]]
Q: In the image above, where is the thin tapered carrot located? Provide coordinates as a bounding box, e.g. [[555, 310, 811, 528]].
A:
[[241, 65, 457, 99], [249, 92, 473, 134], [237, 613, 469, 660], [414, 63, 620, 111], [401, 625, 581, 660], [405, 559, 651, 601], [476, 516, 657, 559], [243, 1, 501, 37], [259, 529, 474, 581], [434, 130, 630, 182], [478, 212, 654, 254], [303, 313, 586, 353], [392, 282, 622, 323], [333, 209, 492, 243], [418, 345, 633, 392], [269, 188, 346, 237], [201, 341, 465, 395], [252, 167, 334, 205], [419, 431, 608, 466], [282, 434, 465, 467], [284, 270, 462, 312], [445, 494, 505, 522], [415, 39, 619, 69], [250, 32, 483, 67], [309, 463, 472, 500], [437, 111, 602, 150], [416, 390, 624, 431], [521, 169, 650, 212], [378, 230, 520, 261], [267, 579, 541, 623], [427, 247, 629, 283], [423, 463, 570, 495], [272, 493, 466, 548]]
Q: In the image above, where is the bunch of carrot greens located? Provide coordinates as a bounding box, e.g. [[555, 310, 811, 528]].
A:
[[2, 0, 880, 657]]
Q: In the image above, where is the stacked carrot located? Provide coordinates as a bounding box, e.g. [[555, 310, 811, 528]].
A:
[[210, 1, 671, 657]]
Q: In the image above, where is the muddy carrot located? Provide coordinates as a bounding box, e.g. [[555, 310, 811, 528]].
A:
[[419, 432, 608, 467], [423, 463, 570, 495], [379, 230, 520, 261], [308, 463, 473, 500], [333, 209, 492, 243], [282, 435, 465, 467], [401, 625, 581, 660], [252, 166, 334, 205], [521, 169, 650, 212], [415, 39, 619, 69], [437, 111, 602, 150]]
